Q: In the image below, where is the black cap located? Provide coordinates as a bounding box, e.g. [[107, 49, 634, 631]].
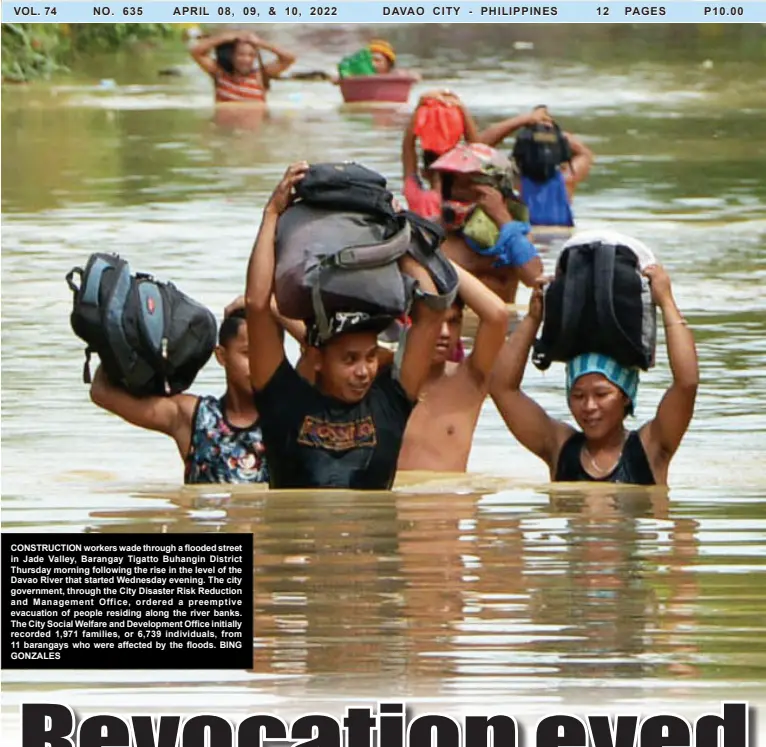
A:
[[306, 311, 395, 348]]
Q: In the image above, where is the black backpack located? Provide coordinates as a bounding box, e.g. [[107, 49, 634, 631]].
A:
[[532, 238, 657, 372], [66, 253, 217, 396], [512, 121, 573, 183], [275, 162, 459, 342], [295, 162, 399, 223]]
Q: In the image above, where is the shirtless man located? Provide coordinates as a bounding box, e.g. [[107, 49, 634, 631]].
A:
[[257, 263, 508, 474], [397, 262, 509, 472], [430, 143, 544, 304]]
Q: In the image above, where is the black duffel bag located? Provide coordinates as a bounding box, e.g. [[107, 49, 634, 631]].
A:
[[275, 162, 459, 343]]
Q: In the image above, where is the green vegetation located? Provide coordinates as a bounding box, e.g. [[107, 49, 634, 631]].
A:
[[1, 23, 182, 82]]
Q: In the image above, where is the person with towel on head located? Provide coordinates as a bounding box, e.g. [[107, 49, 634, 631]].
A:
[[367, 39, 397, 74], [333, 38, 402, 83], [489, 264, 699, 486]]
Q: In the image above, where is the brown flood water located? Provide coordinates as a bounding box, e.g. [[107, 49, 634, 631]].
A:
[[1, 23, 765, 740]]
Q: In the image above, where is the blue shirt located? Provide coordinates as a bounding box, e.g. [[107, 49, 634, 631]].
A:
[[521, 171, 575, 227]]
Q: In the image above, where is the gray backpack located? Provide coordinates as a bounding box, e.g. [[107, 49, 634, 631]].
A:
[[274, 162, 458, 342]]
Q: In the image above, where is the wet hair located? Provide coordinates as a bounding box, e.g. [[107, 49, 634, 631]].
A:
[[219, 308, 285, 347], [215, 40, 257, 75], [452, 296, 466, 312], [219, 309, 246, 347], [422, 150, 440, 170], [215, 42, 237, 75], [440, 172, 455, 200]]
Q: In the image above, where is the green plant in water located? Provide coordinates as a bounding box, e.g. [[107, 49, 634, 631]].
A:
[[65, 24, 179, 54], [1, 24, 67, 82], [1, 23, 182, 82]]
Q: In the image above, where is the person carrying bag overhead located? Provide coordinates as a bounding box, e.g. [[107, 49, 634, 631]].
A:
[[246, 163, 454, 491], [489, 235, 698, 487], [273, 160, 458, 342]]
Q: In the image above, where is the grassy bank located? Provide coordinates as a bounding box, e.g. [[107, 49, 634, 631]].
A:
[[1, 24, 184, 82]]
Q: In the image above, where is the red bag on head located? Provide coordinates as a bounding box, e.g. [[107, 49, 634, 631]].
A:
[[413, 97, 466, 156]]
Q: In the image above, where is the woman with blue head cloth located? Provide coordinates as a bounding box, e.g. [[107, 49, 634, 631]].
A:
[[489, 264, 699, 486]]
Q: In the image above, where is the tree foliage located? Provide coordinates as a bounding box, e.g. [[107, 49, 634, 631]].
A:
[[1, 23, 180, 82]]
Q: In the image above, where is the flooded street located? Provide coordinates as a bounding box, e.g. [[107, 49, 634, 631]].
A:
[[2, 24, 765, 737]]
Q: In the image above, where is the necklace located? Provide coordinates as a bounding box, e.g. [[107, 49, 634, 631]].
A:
[[582, 431, 628, 477]]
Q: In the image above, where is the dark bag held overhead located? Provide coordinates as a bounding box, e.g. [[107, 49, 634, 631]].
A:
[[532, 234, 657, 372], [275, 162, 459, 343], [294, 161, 396, 220], [512, 120, 573, 184], [66, 253, 217, 397]]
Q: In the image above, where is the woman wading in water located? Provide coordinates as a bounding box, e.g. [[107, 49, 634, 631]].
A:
[[190, 29, 296, 104], [490, 265, 698, 486]]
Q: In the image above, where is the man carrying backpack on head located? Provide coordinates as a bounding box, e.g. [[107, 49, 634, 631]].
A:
[[478, 105, 594, 228], [89, 302, 269, 485]]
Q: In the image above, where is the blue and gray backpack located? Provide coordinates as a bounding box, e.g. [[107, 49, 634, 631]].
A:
[[66, 253, 216, 396]]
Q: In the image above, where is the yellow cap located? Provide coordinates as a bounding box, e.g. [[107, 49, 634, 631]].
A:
[[368, 40, 396, 64]]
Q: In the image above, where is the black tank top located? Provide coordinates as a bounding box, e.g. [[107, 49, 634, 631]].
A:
[[554, 431, 655, 485]]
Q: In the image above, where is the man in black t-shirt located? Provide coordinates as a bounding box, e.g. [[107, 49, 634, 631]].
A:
[[245, 163, 449, 490]]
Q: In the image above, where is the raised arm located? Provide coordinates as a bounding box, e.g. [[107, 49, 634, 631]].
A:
[[474, 185, 544, 287], [246, 163, 308, 390], [90, 366, 196, 455], [516, 254, 545, 288], [270, 296, 307, 345], [402, 113, 419, 181], [243, 33, 297, 78], [189, 30, 240, 77], [489, 285, 573, 469], [451, 261, 509, 380], [225, 294, 306, 346], [478, 107, 553, 147], [461, 102, 480, 143], [561, 132, 594, 193], [396, 256, 447, 400], [644, 265, 699, 458]]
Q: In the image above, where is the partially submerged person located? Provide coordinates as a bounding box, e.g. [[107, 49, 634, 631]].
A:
[[397, 262, 509, 472], [336, 39, 397, 78], [90, 306, 268, 484], [246, 163, 449, 490], [257, 265, 508, 473], [368, 39, 397, 74], [332, 39, 413, 86], [402, 90, 479, 221], [489, 265, 698, 486], [430, 142, 544, 304], [479, 105, 594, 227], [190, 29, 296, 103], [281, 261, 510, 473]]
